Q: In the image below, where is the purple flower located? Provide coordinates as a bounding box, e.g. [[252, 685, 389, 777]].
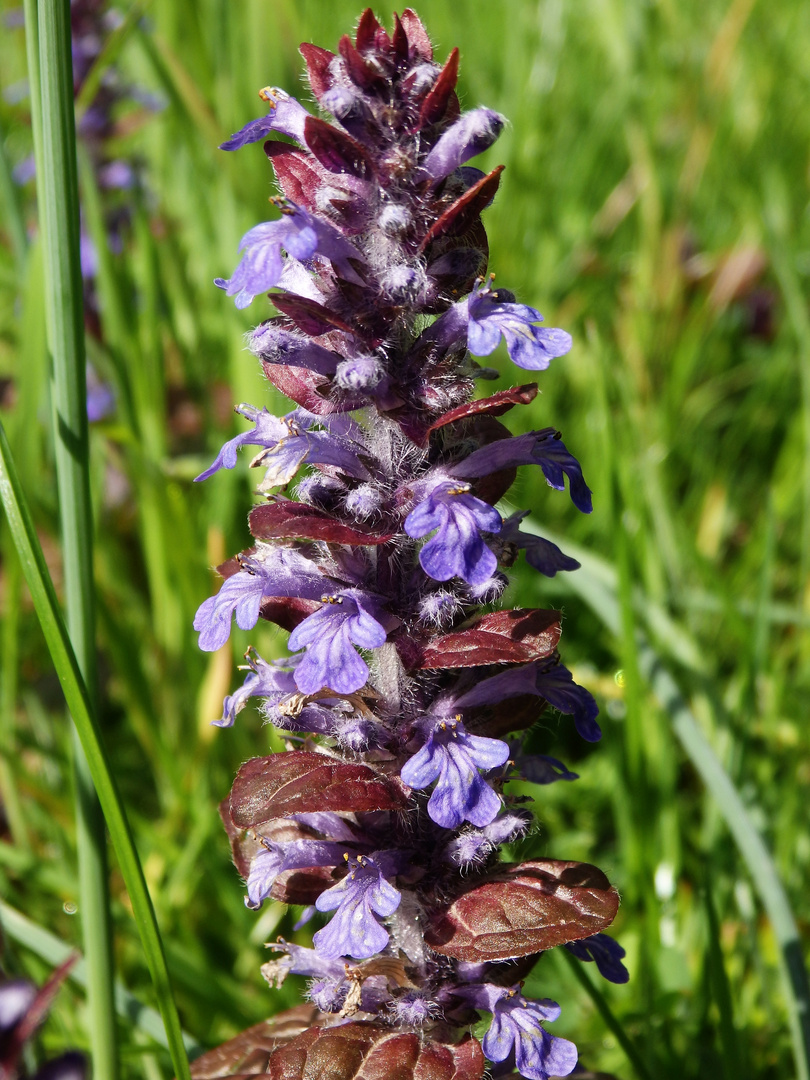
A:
[[193, 568, 266, 652], [195, 405, 369, 486], [459, 986, 577, 1080], [215, 649, 299, 728], [85, 363, 115, 422], [312, 856, 401, 959], [306, 975, 348, 1013], [443, 810, 531, 867], [287, 590, 390, 695], [400, 718, 509, 829], [250, 323, 341, 376], [425, 279, 572, 371], [499, 511, 580, 577], [422, 109, 505, 181], [264, 940, 345, 985], [517, 753, 579, 784], [450, 431, 592, 514], [193, 549, 324, 652], [335, 356, 385, 391], [388, 992, 439, 1027], [529, 431, 593, 514], [215, 202, 364, 308], [0, 979, 36, 1031], [534, 664, 602, 742], [564, 933, 629, 984], [32, 1053, 87, 1080], [467, 284, 573, 371], [449, 660, 601, 742], [220, 87, 310, 149], [404, 479, 502, 586], [246, 838, 349, 910]]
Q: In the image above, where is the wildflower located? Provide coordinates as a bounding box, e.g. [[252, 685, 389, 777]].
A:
[[246, 838, 349, 910], [426, 279, 573, 371], [422, 109, 506, 181], [220, 87, 310, 149], [498, 511, 580, 577], [564, 933, 629, 983], [250, 322, 341, 375], [195, 11, 621, 1076], [400, 718, 509, 829], [216, 649, 299, 728], [194, 406, 369, 486], [313, 856, 401, 960], [457, 986, 578, 1080], [450, 430, 593, 514], [193, 549, 324, 652], [452, 660, 602, 742], [287, 591, 390, 695], [404, 480, 501, 586], [215, 202, 364, 309]]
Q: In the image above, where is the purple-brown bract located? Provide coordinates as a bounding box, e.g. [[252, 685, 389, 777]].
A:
[[192, 10, 626, 1079]]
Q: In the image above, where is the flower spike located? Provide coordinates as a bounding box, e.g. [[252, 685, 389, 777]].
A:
[[195, 13, 619, 1079]]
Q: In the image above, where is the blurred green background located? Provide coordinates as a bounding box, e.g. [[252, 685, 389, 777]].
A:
[[1, 0, 809, 1076]]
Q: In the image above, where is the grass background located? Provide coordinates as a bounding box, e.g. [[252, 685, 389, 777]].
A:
[[1, 0, 809, 1076]]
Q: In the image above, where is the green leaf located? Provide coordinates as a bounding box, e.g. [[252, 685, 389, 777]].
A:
[[0, 899, 202, 1057], [527, 520, 810, 1080], [0, 420, 192, 1080]]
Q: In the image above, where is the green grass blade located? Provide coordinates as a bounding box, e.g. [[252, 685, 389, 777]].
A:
[[74, 0, 151, 122], [0, 423, 191, 1080], [703, 877, 743, 1079], [0, 117, 29, 267], [533, 522, 810, 1080], [29, 2, 117, 1074], [0, 900, 202, 1057], [562, 949, 654, 1080]]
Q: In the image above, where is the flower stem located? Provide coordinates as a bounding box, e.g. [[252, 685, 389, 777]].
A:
[[24, 0, 117, 1075]]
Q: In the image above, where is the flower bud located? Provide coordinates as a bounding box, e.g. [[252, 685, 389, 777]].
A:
[[335, 356, 385, 391]]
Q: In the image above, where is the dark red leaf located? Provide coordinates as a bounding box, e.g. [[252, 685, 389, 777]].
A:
[[454, 415, 515, 505], [219, 796, 250, 878], [338, 35, 387, 92], [299, 43, 335, 101], [464, 694, 545, 739], [418, 609, 562, 669], [355, 8, 383, 52], [263, 142, 321, 211], [425, 859, 620, 962], [271, 292, 356, 336], [391, 14, 409, 63], [304, 115, 375, 180], [262, 1024, 484, 1080], [230, 752, 409, 828], [427, 385, 539, 440], [402, 384, 539, 447], [261, 362, 336, 414], [190, 1005, 320, 1078], [400, 9, 433, 60], [421, 166, 504, 250], [249, 502, 393, 546], [259, 595, 321, 633], [272, 865, 336, 905], [261, 362, 369, 415], [215, 551, 255, 580], [419, 47, 459, 127]]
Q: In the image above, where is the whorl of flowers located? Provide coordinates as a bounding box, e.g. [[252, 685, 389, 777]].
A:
[[193, 11, 626, 1080]]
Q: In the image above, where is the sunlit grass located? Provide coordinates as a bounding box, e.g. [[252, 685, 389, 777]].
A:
[[0, 1, 808, 1076]]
